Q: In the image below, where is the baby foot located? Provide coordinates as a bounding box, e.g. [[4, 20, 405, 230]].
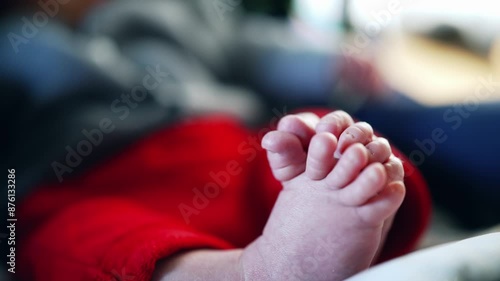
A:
[[241, 111, 405, 281]]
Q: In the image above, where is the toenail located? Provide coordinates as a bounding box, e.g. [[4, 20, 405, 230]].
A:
[[367, 146, 375, 156], [345, 132, 355, 139]]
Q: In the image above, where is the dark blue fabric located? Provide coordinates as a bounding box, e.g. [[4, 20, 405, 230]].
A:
[[354, 96, 500, 228], [0, 18, 99, 104], [251, 49, 337, 106]]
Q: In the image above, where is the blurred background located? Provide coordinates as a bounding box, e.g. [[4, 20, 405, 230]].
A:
[[2, 0, 500, 278]]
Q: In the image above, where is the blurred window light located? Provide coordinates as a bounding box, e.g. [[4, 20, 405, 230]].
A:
[[291, 0, 345, 32], [348, 0, 500, 50]]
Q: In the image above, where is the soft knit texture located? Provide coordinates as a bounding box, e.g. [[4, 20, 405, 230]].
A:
[[18, 111, 431, 281]]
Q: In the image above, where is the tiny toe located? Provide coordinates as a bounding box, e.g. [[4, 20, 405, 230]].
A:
[[365, 138, 391, 164], [277, 113, 319, 148], [262, 131, 306, 181], [295, 112, 321, 128], [325, 143, 369, 189], [336, 122, 374, 157], [336, 163, 387, 206], [316, 110, 354, 138], [384, 156, 404, 183], [306, 132, 338, 180], [356, 181, 405, 224]]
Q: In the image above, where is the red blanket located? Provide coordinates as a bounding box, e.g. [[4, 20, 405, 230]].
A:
[[18, 112, 431, 281]]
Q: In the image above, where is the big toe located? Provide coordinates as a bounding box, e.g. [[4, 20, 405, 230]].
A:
[[277, 113, 319, 148], [262, 130, 307, 182]]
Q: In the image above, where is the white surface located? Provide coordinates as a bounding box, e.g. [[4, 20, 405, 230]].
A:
[[347, 233, 500, 281]]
